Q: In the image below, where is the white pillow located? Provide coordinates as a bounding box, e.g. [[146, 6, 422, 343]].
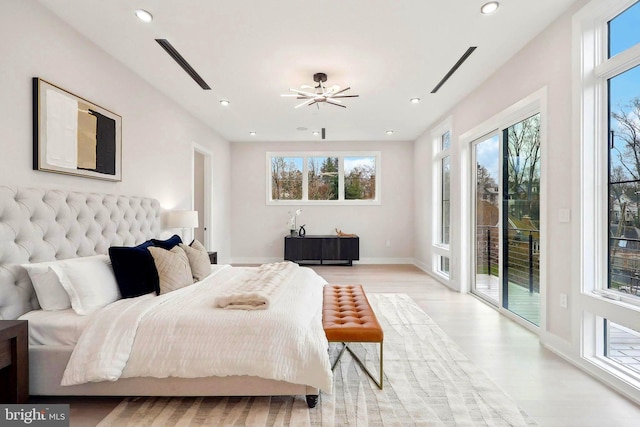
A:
[[55, 255, 121, 315], [22, 262, 71, 311]]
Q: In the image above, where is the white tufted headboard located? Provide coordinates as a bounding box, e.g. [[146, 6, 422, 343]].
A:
[[0, 186, 161, 320]]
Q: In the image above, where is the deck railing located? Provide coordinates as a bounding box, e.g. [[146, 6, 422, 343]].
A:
[[477, 225, 540, 293]]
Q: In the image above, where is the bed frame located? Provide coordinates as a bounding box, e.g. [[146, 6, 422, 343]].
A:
[[0, 186, 319, 405]]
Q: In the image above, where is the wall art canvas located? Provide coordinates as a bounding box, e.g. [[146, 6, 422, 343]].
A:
[[33, 78, 122, 181]]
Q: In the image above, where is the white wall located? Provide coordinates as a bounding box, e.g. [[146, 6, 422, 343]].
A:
[[415, 2, 586, 342], [0, 0, 232, 261], [230, 141, 414, 264]]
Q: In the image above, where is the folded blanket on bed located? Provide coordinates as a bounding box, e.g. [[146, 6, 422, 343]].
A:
[[214, 261, 298, 310]]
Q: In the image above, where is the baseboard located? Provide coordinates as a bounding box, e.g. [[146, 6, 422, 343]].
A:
[[357, 257, 415, 264]]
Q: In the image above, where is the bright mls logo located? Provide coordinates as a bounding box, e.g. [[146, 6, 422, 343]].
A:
[[1, 405, 69, 426]]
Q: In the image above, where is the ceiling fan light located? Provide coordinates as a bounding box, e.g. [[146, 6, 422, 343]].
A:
[[480, 2, 499, 14], [219, 99, 230, 107], [410, 97, 421, 104], [134, 9, 153, 23]]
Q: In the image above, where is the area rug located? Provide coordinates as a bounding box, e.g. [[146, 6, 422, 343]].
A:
[[97, 293, 536, 426]]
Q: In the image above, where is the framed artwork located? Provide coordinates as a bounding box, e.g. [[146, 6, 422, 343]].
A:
[[32, 78, 122, 181]]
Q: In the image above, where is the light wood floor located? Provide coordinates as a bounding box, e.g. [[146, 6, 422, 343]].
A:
[[33, 265, 640, 426]]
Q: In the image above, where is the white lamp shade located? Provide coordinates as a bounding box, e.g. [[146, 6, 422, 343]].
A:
[[164, 210, 199, 229]]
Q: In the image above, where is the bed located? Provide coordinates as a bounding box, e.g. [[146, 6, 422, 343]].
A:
[[0, 186, 331, 407]]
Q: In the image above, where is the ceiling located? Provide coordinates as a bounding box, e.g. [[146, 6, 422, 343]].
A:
[[37, 0, 577, 142]]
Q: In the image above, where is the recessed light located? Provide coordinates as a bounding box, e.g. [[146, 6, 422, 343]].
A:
[[480, 2, 499, 14], [134, 9, 153, 23], [219, 99, 230, 107], [386, 130, 394, 135], [312, 130, 320, 136], [249, 131, 256, 136], [410, 97, 421, 104]]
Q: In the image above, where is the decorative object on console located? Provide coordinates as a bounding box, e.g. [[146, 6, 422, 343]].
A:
[[163, 211, 198, 242], [298, 224, 306, 237], [281, 72, 359, 109], [32, 78, 122, 181], [335, 228, 358, 237], [288, 209, 301, 237]]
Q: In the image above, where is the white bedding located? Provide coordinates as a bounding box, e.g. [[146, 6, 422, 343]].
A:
[[19, 309, 90, 346], [61, 264, 332, 392]]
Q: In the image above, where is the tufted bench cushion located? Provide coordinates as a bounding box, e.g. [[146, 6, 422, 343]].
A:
[[322, 284, 383, 389], [323, 284, 383, 342]]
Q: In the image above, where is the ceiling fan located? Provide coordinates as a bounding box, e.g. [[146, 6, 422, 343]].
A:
[[281, 72, 359, 109]]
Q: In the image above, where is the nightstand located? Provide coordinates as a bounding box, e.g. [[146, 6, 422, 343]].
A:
[[208, 251, 218, 264], [0, 320, 28, 403]]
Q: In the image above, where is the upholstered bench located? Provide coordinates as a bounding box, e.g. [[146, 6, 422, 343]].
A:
[[322, 284, 384, 389]]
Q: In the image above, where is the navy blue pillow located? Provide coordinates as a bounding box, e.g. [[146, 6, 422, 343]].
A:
[[109, 240, 160, 298], [151, 234, 183, 250]]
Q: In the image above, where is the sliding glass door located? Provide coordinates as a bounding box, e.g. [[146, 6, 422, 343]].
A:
[[473, 134, 501, 304], [472, 113, 541, 326], [502, 114, 541, 326]]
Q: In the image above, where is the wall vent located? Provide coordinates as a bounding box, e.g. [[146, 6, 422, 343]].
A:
[[155, 39, 211, 90], [431, 46, 477, 94]]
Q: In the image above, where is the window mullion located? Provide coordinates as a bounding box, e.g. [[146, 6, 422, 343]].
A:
[[338, 156, 345, 201]]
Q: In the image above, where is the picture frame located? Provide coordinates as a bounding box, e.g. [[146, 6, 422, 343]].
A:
[[32, 78, 122, 181]]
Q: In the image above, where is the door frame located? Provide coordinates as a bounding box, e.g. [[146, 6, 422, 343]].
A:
[[459, 87, 548, 334], [192, 143, 214, 250], [470, 131, 503, 307]]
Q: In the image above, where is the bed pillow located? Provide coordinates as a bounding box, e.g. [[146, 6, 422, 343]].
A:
[[179, 240, 211, 281], [109, 240, 160, 298], [148, 246, 193, 294], [151, 234, 183, 250], [54, 255, 121, 315], [22, 262, 71, 311]]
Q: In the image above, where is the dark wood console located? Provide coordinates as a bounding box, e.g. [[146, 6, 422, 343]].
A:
[[284, 235, 359, 266]]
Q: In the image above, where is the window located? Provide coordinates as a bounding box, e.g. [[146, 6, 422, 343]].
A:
[[576, 0, 640, 390], [267, 152, 380, 204], [432, 121, 452, 279], [270, 156, 302, 200], [605, 3, 640, 302]]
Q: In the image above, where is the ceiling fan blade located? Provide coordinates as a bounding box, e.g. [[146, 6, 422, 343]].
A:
[[326, 100, 347, 108], [331, 95, 360, 98], [295, 99, 314, 109]]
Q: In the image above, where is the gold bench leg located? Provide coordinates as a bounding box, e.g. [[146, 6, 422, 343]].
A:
[[330, 341, 383, 390]]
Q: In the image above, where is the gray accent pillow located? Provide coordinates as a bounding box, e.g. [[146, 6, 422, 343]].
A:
[[179, 240, 211, 282]]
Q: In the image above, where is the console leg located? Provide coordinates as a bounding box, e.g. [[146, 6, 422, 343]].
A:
[[306, 394, 319, 408]]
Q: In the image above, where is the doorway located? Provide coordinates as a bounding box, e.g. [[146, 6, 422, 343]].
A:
[[192, 145, 213, 249]]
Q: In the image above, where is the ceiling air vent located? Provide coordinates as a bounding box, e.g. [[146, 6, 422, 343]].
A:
[[431, 46, 477, 94], [155, 39, 211, 90]]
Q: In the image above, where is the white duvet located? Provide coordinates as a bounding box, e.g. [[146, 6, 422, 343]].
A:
[[61, 264, 333, 392]]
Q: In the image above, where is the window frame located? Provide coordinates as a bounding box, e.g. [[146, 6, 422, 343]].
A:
[[266, 151, 381, 205], [432, 118, 452, 279], [575, 0, 640, 393]]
